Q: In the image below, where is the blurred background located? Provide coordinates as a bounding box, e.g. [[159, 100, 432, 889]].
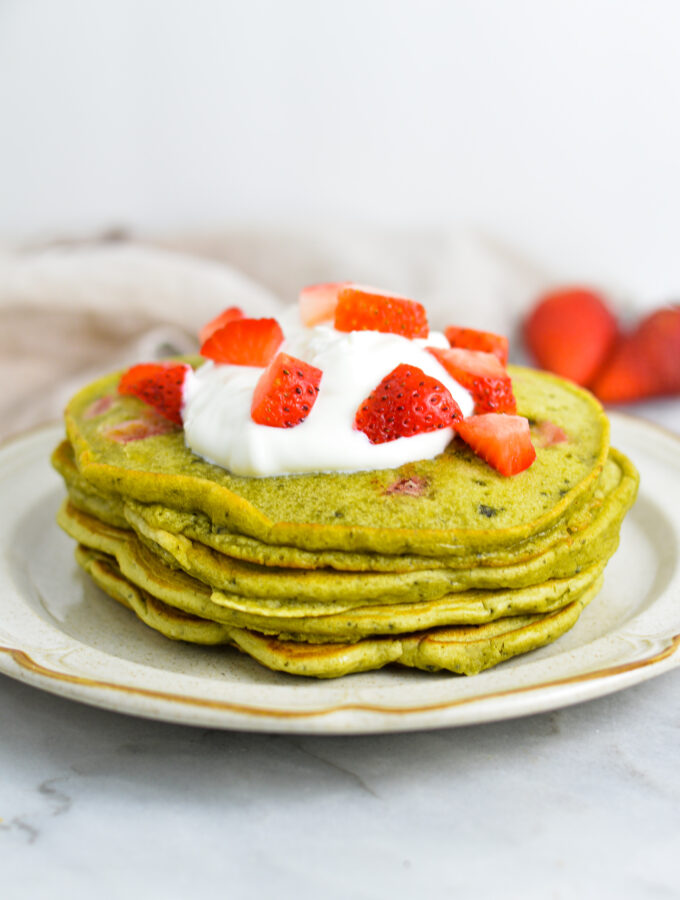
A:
[[1, 0, 679, 433], [3, 0, 680, 295]]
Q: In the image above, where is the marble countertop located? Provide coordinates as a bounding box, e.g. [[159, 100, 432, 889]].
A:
[[2, 668, 679, 899], [2, 402, 679, 900]]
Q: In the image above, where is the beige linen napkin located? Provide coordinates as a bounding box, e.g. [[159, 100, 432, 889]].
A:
[[0, 241, 281, 439]]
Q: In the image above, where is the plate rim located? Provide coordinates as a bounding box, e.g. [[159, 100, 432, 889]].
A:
[[0, 416, 679, 734]]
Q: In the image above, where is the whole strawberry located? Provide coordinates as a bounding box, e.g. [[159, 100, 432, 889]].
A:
[[524, 287, 618, 386], [592, 305, 680, 403]]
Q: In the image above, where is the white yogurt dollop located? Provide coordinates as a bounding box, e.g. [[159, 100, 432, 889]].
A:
[[182, 320, 474, 477]]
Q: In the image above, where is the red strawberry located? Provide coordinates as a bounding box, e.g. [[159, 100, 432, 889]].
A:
[[299, 282, 350, 326], [592, 306, 680, 403], [354, 363, 462, 445], [199, 306, 244, 344], [118, 362, 189, 425], [335, 285, 429, 338], [428, 346, 516, 414], [104, 411, 179, 443], [84, 395, 115, 419], [524, 287, 618, 386], [534, 420, 568, 447], [200, 318, 284, 367], [455, 414, 536, 476], [251, 353, 322, 428], [444, 326, 509, 366]]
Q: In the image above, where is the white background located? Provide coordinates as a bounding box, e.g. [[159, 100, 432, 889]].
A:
[[1, 0, 680, 300]]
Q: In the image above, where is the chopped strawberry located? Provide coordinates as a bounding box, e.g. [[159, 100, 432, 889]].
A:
[[534, 420, 569, 447], [444, 326, 509, 366], [200, 318, 284, 367], [299, 282, 350, 326], [118, 362, 189, 425], [251, 353, 322, 427], [104, 412, 179, 443], [199, 306, 244, 344], [385, 475, 429, 496], [428, 346, 516, 414], [524, 287, 618, 386], [354, 363, 462, 444], [84, 395, 115, 419], [335, 285, 429, 338], [455, 414, 536, 476], [592, 306, 680, 403]]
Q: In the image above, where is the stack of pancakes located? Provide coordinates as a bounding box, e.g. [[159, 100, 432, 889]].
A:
[[53, 364, 638, 678]]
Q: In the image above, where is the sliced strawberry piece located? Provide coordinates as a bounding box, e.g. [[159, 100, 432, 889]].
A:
[[84, 395, 115, 419], [104, 412, 179, 443], [524, 287, 618, 386], [428, 346, 516, 414], [385, 475, 428, 496], [534, 420, 568, 447], [299, 282, 350, 327], [444, 326, 509, 366], [251, 353, 322, 428], [199, 306, 244, 344], [455, 414, 536, 476], [118, 363, 189, 425], [200, 318, 284, 367], [592, 306, 680, 403], [354, 363, 462, 445], [335, 285, 429, 339]]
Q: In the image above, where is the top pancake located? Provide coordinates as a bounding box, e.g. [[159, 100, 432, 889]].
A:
[[64, 364, 610, 556]]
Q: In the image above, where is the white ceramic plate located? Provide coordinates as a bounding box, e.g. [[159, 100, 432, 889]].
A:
[[1, 418, 679, 734]]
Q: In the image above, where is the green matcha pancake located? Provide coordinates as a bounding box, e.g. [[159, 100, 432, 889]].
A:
[[53, 352, 638, 679]]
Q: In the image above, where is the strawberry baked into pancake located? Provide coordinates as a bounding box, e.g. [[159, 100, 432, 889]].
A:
[[52, 283, 639, 678]]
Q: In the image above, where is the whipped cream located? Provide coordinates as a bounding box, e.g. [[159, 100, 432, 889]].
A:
[[182, 315, 474, 477]]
